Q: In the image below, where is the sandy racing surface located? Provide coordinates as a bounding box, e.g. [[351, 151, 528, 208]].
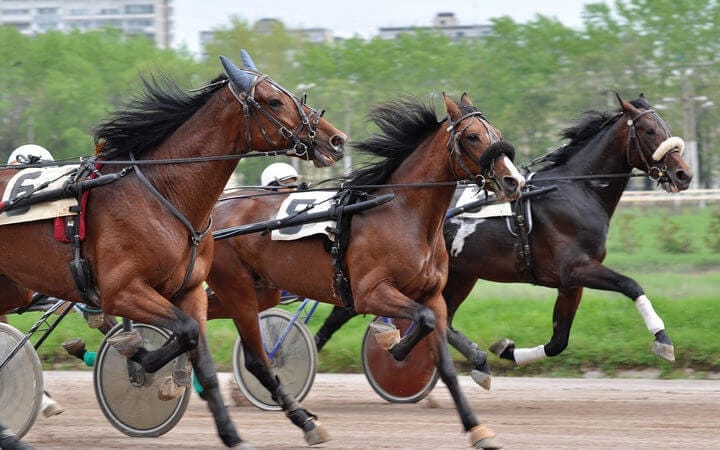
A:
[[21, 371, 720, 449]]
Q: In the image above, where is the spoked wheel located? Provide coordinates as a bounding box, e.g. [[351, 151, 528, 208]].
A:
[[0, 323, 43, 439], [361, 317, 439, 403], [94, 322, 191, 437], [232, 309, 317, 411]]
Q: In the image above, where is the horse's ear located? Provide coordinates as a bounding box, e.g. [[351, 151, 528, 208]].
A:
[[240, 49, 257, 70], [444, 92, 461, 120], [219, 55, 255, 92], [460, 92, 473, 107], [615, 92, 634, 112]]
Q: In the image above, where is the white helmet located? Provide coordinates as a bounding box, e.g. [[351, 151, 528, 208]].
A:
[[261, 162, 299, 186], [8, 144, 54, 165]]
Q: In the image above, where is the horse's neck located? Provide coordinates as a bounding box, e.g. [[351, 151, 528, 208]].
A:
[[141, 102, 243, 228], [555, 127, 632, 215], [386, 134, 457, 233]]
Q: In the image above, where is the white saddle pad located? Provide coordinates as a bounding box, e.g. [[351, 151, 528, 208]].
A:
[[0, 165, 79, 226], [271, 190, 338, 241], [453, 185, 512, 219]]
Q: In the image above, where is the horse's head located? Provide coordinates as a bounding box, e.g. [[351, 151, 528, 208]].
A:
[[444, 93, 524, 201], [220, 51, 346, 167], [616, 93, 692, 192]]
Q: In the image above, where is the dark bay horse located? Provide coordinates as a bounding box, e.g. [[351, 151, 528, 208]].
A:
[[0, 51, 346, 447], [443, 94, 690, 374], [320, 93, 692, 383], [206, 94, 524, 449]]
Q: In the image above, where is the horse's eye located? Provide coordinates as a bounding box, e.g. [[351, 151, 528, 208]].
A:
[[644, 128, 656, 136], [268, 99, 283, 108], [466, 133, 480, 142]]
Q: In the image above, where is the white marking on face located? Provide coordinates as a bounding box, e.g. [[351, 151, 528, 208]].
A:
[[449, 217, 484, 257], [503, 155, 523, 184]]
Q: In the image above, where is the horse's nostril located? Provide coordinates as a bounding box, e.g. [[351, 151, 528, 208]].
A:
[[676, 170, 689, 182], [331, 134, 345, 148], [503, 176, 519, 191]]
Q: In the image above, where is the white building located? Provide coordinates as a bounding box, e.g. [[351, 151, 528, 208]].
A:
[[379, 12, 491, 41], [0, 0, 173, 48]]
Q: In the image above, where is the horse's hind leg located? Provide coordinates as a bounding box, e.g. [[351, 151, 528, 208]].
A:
[[240, 338, 329, 445]]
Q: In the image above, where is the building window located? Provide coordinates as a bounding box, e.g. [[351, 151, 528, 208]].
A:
[[125, 4, 154, 14]]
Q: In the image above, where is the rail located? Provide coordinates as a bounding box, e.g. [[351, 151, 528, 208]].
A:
[[620, 189, 720, 205]]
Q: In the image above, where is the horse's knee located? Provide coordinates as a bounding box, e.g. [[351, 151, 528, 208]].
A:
[[414, 307, 436, 333]]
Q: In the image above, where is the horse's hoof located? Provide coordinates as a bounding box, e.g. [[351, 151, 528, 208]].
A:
[[653, 341, 675, 362], [106, 330, 143, 357], [474, 436, 503, 449], [470, 369, 492, 390], [304, 420, 331, 445], [469, 424, 502, 449], [369, 322, 401, 350], [489, 338, 514, 357], [158, 376, 186, 401], [230, 442, 256, 449]]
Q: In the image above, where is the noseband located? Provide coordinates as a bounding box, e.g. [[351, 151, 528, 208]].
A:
[[227, 73, 323, 160], [446, 111, 512, 188], [624, 108, 679, 181]]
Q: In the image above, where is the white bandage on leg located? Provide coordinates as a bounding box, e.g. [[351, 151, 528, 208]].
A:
[[513, 345, 547, 365], [635, 295, 665, 335]]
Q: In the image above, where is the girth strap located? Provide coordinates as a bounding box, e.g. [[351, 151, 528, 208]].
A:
[[327, 190, 359, 312], [130, 154, 213, 299]]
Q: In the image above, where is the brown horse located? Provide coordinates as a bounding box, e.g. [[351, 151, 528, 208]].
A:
[[206, 93, 524, 448], [0, 51, 346, 447], [318, 93, 692, 385]]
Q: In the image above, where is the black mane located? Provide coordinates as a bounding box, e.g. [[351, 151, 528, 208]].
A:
[[540, 97, 651, 170], [93, 74, 228, 159], [345, 97, 441, 189]]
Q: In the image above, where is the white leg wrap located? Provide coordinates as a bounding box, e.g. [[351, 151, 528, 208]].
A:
[[40, 393, 52, 410], [513, 345, 547, 365], [635, 295, 665, 335]]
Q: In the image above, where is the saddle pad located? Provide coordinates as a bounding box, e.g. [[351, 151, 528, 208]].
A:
[[453, 185, 512, 219], [271, 190, 337, 241], [0, 165, 79, 226]]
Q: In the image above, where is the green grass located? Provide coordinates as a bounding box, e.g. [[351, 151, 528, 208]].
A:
[[5, 205, 720, 377]]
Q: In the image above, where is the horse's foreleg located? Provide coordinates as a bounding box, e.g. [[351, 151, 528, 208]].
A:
[[191, 335, 246, 448], [240, 339, 329, 445], [315, 306, 356, 351], [442, 275, 492, 388], [358, 281, 439, 361], [448, 327, 491, 389], [426, 301, 501, 449], [490, 287, 582, 365]]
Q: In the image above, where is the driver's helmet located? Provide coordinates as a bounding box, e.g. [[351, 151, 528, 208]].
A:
[[261, 162, 299, 186], [7, 144, 54, 165]]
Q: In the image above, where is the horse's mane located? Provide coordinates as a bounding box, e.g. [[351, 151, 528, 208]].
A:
[[539, 97, 651, 170], [93, 74, 228, 159], [345, 96, 441, 189]]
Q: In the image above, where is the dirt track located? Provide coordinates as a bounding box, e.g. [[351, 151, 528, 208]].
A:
[[21, 371, 720, 449]]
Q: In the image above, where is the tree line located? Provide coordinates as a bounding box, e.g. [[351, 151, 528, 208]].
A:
[[1, 0, 718, 186]]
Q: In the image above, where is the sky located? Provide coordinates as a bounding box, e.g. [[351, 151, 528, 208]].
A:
[[173, 0, 601, 55]]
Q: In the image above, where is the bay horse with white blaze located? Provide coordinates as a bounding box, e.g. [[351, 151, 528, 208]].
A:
[[206, 93, 524, 449], [0, 51, 345, 448], [319, 93, 692, 384]]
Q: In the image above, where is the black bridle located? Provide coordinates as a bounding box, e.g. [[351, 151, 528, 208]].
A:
[[226, 72, 323, 161], [623, 108, 678, 181], [445, 110, 513, 189]]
